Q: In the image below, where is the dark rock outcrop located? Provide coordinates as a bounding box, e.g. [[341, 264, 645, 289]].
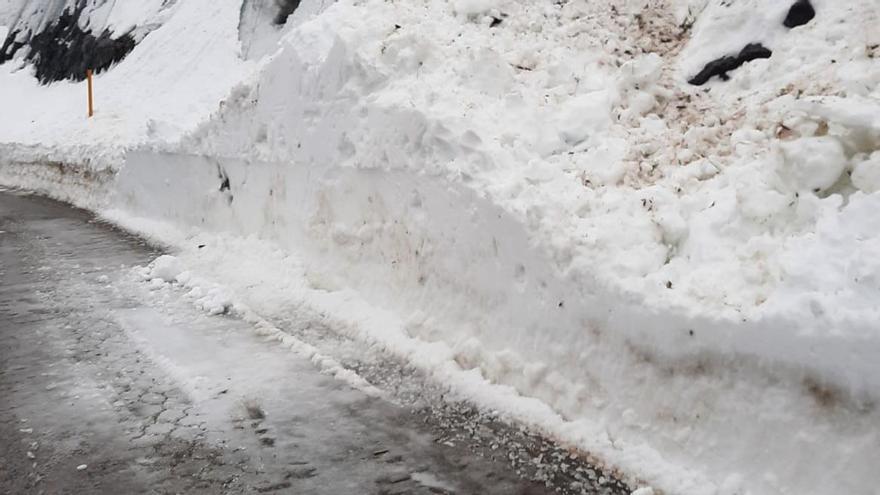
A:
[[784, 0, 815, 29], [0, 35, 25, 63], [688, 43, 772, 86], [274, 0, 302, 25]]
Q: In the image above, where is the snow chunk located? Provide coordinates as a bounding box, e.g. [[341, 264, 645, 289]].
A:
[[557, 91, 612, 146], [191, 286, 233, 316], [778, 137, 849, 193], [147, 255, 184, 283], [851, 152, 880, 194]]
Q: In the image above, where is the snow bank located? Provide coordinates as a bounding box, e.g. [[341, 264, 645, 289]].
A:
[[2, 0, 880, 494]]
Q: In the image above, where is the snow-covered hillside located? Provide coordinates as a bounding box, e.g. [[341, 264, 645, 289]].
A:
[[1, 1, 879, 494], [0, 0, 179, 82]]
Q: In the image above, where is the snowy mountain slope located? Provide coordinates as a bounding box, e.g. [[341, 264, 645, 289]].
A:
[[0, 0, 178, 82], [0, 0, 23, 26], [2, 0, 880, 494], [0, 0, 249, 164]]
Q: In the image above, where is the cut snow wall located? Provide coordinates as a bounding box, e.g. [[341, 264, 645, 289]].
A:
[[115, 12, 880, 490], [110, 149, 880, 495]]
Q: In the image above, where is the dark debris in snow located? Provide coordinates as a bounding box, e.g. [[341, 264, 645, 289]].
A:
[[688, 43, 772, 86], [784, 0, 816, 29], [273, 0, 302, 25]]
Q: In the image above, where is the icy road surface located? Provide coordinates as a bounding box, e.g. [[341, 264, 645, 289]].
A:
[[0, 190, 630, 495]]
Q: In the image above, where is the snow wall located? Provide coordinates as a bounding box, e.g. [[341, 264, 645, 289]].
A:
[[107, 147, 880, 494], [2, 0, 880, 494]]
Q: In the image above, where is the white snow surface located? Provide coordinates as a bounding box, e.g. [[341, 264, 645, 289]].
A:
[[2, 0, 174, 43], [2, 0, 880, 494]]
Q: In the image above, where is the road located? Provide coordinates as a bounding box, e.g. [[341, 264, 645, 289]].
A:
[[0, 190, 630, 495]]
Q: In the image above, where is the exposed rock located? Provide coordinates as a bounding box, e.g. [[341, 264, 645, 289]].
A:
[[688, 43, 772, 86], [784, 0, 816, 29], [738, 43, 773, 63], [274, 0, 302, 25]]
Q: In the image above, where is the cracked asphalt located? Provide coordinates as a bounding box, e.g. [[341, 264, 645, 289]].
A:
[[0, 190, 631, 495]]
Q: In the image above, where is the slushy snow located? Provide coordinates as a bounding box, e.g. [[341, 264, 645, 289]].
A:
[[1, 0, 879, 494]]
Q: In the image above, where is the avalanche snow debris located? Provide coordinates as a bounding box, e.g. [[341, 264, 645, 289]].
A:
[[778, 136, 849, 193], [851, 151, 880, 193], [145, 255, 184, 284]]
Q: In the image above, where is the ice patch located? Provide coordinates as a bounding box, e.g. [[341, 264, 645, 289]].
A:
[[851, 152, 880, 193]]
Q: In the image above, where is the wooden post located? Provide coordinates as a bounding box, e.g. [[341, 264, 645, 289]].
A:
[[86, 69, 94, 118]]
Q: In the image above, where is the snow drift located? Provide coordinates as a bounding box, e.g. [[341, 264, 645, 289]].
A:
[[2, 0, 880, 494]]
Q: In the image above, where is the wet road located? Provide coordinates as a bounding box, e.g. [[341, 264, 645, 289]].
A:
[[0, 190, 631, 495]]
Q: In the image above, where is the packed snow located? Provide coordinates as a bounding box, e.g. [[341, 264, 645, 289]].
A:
[[1, 0, 879, 494]]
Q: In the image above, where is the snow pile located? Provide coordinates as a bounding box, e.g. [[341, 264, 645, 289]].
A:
[[1, 0, 880, 494], [143, 254, 184, 283], [140, 254, 232, 315]]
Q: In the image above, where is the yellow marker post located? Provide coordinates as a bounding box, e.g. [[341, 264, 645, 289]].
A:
[[86, 69, 94, 118]]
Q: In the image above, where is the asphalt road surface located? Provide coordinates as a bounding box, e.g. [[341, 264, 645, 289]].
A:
[[0, 189, 631, 495]]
